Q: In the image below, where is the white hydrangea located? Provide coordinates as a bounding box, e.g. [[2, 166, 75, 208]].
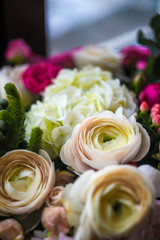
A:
[[25, 66, 137, 158]]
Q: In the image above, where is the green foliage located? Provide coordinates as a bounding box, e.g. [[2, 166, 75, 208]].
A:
[[26, 127, 43, 153], [0, 83, 26, 156], [4, 83, 26, 150], [136, 14, 160, 86], [138, 14, 160, 51]]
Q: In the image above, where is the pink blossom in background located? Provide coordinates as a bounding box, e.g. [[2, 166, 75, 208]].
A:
[[139, 83, 160, 108], [46, 47, 82, 69], [22, 62, 62, 94], [0, 218, 24, 240], [150, 104, 160, 118], [140, 101, 150, 112], [120, 45, 150, 70], [152, 114, 160, 127], [5, 38, 32, 62], [42, 206, 70, 237]]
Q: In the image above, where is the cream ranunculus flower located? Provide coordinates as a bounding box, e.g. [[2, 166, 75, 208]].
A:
[[0, 149, 55, 215], [73, 45, 122, 74], [60, 108, 150, 174], [0, 65, 37, 107], [62, 165, 160, 239]]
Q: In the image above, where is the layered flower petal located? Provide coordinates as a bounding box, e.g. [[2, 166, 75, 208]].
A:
[[0, 149, 55, 215], [73, 45, 122, 73], [60, 108, 150, 173], [62, 165, 159, 239]]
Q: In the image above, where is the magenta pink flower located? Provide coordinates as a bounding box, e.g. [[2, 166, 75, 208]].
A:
[[139, 83, 160, 108], [22, 62, 62, 94], [120, 45, 150, 70], [46, 47, 82, 69], [5, 38, 32, 62]]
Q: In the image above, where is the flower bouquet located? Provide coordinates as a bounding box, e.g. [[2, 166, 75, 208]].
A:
[[0, 14, 160, 240]]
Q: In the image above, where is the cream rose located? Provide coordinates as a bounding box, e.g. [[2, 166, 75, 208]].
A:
[[0, 65, 37, 107], [0, 149, 55, 215], [73, 45, 122, 74], [60, 108, 150, 174], [62, 165, 160, 239]]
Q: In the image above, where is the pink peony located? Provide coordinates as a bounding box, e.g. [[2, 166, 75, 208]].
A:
[[5, 38, 32, 63], [120, 45, 150, 70], [139, 83, 160, 108], [22, 62, 62, 94], [46, 47, 82, 69]]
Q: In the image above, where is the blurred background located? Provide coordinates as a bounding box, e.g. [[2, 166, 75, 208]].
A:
[[0, 0, 159, 60], [45, 0, 159, 55]]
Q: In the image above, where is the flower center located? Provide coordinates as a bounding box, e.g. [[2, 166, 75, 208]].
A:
[[7, 167, 35, 192]]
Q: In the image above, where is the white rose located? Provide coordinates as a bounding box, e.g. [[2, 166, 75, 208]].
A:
[[73, 45, 122, 74], [60, 108, 150, 174], [0, 65, 37, 107]]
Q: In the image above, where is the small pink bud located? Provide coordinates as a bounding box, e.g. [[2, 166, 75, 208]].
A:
[[42, 206, 70, 237], [150, 109, 160, 118], [151, 104, 160, 113], [140, 101, 149, 112], [152, 114, 160, 127], [46, 186, 64, 207]]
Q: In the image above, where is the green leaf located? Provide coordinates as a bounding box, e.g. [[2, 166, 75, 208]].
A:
[[152, 153, 160, 161], [144, 54, 155, 82], [137, 30, 157, 48], [26, 127, 43, 153], [4, 83, 26, 150], [150, 14, 160, 46]]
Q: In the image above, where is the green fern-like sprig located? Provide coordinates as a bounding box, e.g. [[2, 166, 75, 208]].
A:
[[26, 127, 43, 153], [4, 83, 26, 150]]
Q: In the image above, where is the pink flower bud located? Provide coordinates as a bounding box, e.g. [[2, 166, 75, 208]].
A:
[[140, 101, 149, 112], [56, 170, 75, 186], [42, 206, 70, 237], [151, 103, 160, 111], [152, 114, 160, 127], [46, 186, 64, 207], [150, 109, 160, 118], [0, 218, 24, 240], [5, 38, 32, 62]]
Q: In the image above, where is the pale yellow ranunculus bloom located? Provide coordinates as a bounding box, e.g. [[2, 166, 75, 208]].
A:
[[0, 149, 55, 215], [60, 108, 150, 174], [62, 165, 160, 239]]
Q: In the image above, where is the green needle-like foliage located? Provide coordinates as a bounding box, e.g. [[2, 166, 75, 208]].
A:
[[3, 83, 26, 150], [27, 127, 43, 153]]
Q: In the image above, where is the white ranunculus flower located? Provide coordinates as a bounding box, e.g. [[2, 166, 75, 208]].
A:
[[60, 108, 150, 174], [25, 66, 137, 158], [0, 65, 37, 107], [0, 149, 55, 215], [73, 45, 122, 74], [62, 165, 160, 239]]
